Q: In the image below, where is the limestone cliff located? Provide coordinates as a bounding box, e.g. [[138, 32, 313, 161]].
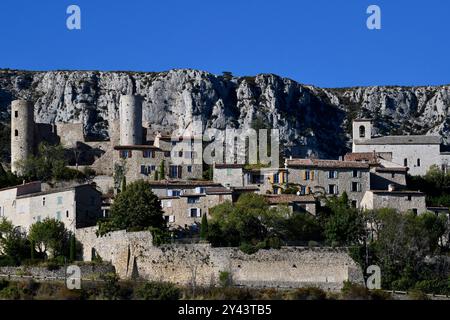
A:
[[0, 68, 449, 161]]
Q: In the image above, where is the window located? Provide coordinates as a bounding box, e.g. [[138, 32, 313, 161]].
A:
[[187, 196, 200, 204], [187, 165, 192, 173], [273, 173, 280, 184], [352, 182, 361, 192], [56, 211, 61, 221], [227, 168, 232, 176], [168, 189, 181, 197], [195, 187, 206, 194], [169, 165, 182, 179], [167, 215, 175, 223], [120, 150, 132, 159], [407, 195, 412, 201], [417, 159, 421, 167], [359, 126, 366, 138], [412, 208, 418, 216], [14, 130, 18, 137], [66, 210, 69, 218], [352, 170, 360, 178], [351, 200, 357, 208], [143, 150, 154, 158], [57, 196, 63, 205], [140, 165, 148, 175], [162, 200, 172, 208], [178, 151, 183, 157], [0, 206, 3, 217], [300, 186, 306, 195], [304, 170, 311, 181], [189, 208, 201, 218], [391, 173, 395, 178], [273, 187, 280, 194], [328, 185, 337, 195], [172, 141, 177, 146], [14, 111, 18, 118], [42, 197, 46, 206], [164, 151, 171, 157], [36, 216, 41, 222], [404, 158, 408, 167], [328, 171, 338, 179]]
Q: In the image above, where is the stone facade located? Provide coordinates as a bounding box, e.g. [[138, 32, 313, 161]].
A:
[[0, 183, 102, 232], [161, 190, 232, 230], [352, 119, 446, 176], [360, 190, 427, 215], [75, 227, 364, 291], [286, 159, 370, 208]]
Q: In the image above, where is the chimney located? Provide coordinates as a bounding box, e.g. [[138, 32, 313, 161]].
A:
[[388, 184, 395, 192]]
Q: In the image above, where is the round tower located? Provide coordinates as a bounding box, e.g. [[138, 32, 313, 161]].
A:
[[11, 100, 35, 174], [119, 95, 143, 146]]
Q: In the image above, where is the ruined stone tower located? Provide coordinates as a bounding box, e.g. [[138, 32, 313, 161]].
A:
[[11, 100, 35, 174], [119, 95, 143, 146]]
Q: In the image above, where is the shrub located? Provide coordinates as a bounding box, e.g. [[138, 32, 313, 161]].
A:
[[341, 281, 370, 300], [408, 289, 430, 300], [135, 281, 181, 300], [239, 243, 258, 255], [219, 271, 232, 288], [287, 287, 327, 300]]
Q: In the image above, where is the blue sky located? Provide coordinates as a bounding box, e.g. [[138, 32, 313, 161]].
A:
[[0, 0, 449, 87]]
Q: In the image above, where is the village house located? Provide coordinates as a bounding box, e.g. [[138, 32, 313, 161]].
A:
[[285, 158, 370, 208], [351, 119, 450, 176], [213, 163, 287, 194], [145, 180, 232, 230], [360, 185, 427, 215], [0, 182, 102, 232], [264, 194, 317, 215]]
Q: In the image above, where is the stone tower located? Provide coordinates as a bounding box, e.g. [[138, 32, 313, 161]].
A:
[[119, 95, 143, 146], [11, 100, 35, 174], [352, 119, 372, 152]]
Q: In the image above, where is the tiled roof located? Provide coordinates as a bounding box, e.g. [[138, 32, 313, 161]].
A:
[[354, 135, 441, 145], [370, 190, 425, 195], [16, 184, 100, 199], [214, 163, 245, 169], [344, 152, 379, 163], [264, 194, 316, 204], [114, 145, 163, 151], [147, 180, 221, 187], [205, 187, 233, 195], [375, 167, 408, 173], [286, 159, 369, 169]]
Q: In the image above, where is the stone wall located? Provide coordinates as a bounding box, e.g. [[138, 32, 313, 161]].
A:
[[0, 263, 114, 281], [75, 227, 364, 291]]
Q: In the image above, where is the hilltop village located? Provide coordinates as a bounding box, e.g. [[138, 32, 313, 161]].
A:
[[0, 95, 450, 294]]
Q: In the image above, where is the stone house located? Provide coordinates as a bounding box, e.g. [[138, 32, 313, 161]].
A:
[[0, 182, 102, 232], [285, 158, 370, 208], [344, 152, 408, 190], [351, 119, 450, 176], [360, 187, 427, 215], [264, 194, 317, 215], [160, 186, 232, 230], [213, 163, 287, 194]]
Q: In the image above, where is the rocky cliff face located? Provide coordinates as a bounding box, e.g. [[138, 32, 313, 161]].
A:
[[0, 68, 449, 160]]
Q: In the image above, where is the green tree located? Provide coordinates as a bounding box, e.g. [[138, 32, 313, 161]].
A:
[[208, 193, 286, 250], [158, 160, 165, 180], [200, 213, 209, 240], [28, 218, 69, 259], [69, 234, 76, 262], [98, 180, 165, 234], [120, 175, 127, 192], [322, 192, 364, 246], [0, 218, 31, 265]]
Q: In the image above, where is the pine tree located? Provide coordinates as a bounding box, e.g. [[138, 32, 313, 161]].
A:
[[200, 213, 209, 240], [158, 160, 165, 180], [154, 170, 159, 181], [121, 175, 127, 192], [69, 234, 76, 262]]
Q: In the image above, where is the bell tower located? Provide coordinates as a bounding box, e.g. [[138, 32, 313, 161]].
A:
[[352, 119, 372, 151]]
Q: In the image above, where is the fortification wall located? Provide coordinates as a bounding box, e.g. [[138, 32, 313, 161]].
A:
[[75, 227, 364, 290]]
